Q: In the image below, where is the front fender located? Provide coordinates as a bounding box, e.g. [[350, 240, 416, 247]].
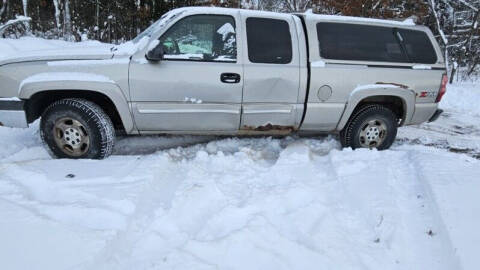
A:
[[336, 85, 416, 131], [18, 72, 136, 133]]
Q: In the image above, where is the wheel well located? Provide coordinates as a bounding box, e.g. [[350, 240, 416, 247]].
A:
[[25, 90, 125, 132], [354, 96, 406, 125]]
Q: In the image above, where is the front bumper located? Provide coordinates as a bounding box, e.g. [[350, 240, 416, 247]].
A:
[[0, 99, 28, 128], [428, 109, 443, 123]]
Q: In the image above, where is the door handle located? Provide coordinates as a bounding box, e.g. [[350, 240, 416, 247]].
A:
[[221, 73, 241, 84]]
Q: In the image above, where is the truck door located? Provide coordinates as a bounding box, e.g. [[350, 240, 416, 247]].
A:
[[239, 13, 304, 132], [129, 13, 243, 132]]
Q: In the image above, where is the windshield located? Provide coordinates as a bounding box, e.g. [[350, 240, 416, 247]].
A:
[[132, 10, 182, 43]]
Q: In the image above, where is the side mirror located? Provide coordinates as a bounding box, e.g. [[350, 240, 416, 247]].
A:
[[146, 44, 164, 62]]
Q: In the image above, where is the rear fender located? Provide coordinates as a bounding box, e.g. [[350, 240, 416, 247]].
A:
[[336, 85, 416, 131]]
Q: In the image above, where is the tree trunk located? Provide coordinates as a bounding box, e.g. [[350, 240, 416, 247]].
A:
[[22, 0, 28, 17], [64, 0, 73, 41], [449, 64, 457, 84], [428, 0, 449, 73], [52, 0, 61, 31], [0, 0, 7, 19]]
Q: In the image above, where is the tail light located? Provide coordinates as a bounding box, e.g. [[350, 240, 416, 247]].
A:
[[436, 74, 448, 103]]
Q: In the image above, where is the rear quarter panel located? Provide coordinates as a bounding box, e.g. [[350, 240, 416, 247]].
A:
[[300, 15, 445, 132]]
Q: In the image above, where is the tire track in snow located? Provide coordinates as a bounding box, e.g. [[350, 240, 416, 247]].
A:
[[84, 155, 189, 269], [404, 149, 463, 269], [0, 163, 137, 230]]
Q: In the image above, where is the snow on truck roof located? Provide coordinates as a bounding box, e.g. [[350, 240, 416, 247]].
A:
[[304, 13, 416, 26], [175, 7, 416, 27]]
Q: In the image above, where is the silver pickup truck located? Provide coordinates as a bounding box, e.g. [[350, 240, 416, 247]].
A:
[[0, 7, 447, 159]]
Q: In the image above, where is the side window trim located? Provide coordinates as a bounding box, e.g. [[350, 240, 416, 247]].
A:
[[158, 14, 238, 63]]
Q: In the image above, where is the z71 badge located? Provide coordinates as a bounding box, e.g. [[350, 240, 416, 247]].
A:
[[418, 91, 437, 98]]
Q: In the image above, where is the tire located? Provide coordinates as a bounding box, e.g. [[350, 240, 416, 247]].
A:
[[40, 98, 115, 159], [340, 104, 398, 150]]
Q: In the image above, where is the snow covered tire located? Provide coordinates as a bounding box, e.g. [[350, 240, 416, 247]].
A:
[[340, 104, 398, 150], [40, 98, 115, 159]]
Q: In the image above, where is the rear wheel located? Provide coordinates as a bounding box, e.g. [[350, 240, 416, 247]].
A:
[[40, 98, 115, 159], [341, 104, 398, 150]]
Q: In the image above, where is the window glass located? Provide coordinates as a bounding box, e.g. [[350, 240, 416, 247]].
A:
[[246, 18, 292, 64], [397, 29, 437, 64], [316, 23, 408, 63], [159, 15, 236, 62]]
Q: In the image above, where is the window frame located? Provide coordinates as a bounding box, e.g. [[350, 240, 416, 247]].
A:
[[396, 28, 438, 64], [316, 22, 438, 65], [157, 14, 238, 64], [245, 17, 294, 65]]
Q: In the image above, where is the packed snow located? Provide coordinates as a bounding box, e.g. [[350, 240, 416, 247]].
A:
[[1, 38, 480, 270]]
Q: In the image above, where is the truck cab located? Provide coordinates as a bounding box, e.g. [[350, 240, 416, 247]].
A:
[[129, 8, 308, 134]]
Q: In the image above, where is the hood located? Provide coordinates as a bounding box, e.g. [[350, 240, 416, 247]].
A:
[[0, 45, 114, 66]]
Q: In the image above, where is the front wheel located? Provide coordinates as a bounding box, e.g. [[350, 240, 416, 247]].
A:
[[40, 98, 115, 159], [340, 104, 398, 150]]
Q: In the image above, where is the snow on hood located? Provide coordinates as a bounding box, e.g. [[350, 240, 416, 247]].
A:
[[0, 37, 114, 66], [0, 46, 114, 66]]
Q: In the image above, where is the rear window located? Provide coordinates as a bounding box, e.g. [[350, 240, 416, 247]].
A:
[[316, 23, 437, 64], [397, 29, 437, 64], [246, 17, 292, 64], [317, 22, 407, 63]]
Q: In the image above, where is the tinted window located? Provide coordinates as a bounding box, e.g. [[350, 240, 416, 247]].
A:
[[317, 22, 408, 63], [246, 18, 292, 64], [160, 15, 236, 62], [398, 29, 437, 64]]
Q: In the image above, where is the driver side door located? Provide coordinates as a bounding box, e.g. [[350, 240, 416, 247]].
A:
[[129, 14, 243, 132]]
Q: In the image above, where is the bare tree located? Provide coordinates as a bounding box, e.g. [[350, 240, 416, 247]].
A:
[[428, 0, 449, 74], [63, 0, 73, 41], [241, 0, 311, 12], [0, 0, 8, 19], [22, 0, 27, 16], [53, 0, 61, 30]]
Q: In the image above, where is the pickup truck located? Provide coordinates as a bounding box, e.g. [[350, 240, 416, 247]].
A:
[[0, 7, 447, 159]]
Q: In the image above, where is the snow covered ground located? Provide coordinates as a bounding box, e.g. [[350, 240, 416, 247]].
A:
[[1, 38, 480, 270]]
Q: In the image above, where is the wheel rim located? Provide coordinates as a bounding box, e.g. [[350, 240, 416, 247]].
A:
[[53, 117, 90, 157], [358, 119, 388, 148]]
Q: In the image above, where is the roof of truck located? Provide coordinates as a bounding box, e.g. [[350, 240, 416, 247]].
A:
[[174, 7, 417, 27], [303, 13, 416, 27]]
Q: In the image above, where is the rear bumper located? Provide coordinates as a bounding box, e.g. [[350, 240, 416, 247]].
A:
[[0, 100, 28, 128], [409, 103, 438, 125], [428, 109, 443, 123]]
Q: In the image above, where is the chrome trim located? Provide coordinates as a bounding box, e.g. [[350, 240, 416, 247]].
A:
[[138, 109, 240, 114], [243, 109, 293, 114]]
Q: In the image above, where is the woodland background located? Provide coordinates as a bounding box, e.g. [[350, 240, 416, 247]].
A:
[[0, 0, 479, 79]]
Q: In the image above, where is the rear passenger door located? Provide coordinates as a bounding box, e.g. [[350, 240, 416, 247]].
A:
[[240, 14, 302, 132]]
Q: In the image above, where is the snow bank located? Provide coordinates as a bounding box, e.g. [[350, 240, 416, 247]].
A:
[[442, 81, 480, 117], [0, 127, 470, 269]]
